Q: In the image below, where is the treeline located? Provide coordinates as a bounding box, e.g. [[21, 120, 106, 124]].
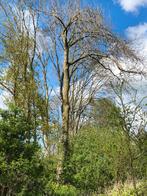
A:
[[0, 0, 146, 195]]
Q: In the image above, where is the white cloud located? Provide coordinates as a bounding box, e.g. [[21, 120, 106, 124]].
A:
[[126, 23, 147, 40], [0, 91, 9, 109], [126, 23, 147, 62], [13, 8, 37, 35], [124, 23, 147, 111], [117, 0, 147, 12]]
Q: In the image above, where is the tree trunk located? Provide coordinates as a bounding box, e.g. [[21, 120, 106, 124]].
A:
[[61, 32, 70, 183]]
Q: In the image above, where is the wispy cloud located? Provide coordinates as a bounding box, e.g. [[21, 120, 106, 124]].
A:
[[125, 23, 147, 106], [117, 0, 147, 12], [126, 23, 147, 60]]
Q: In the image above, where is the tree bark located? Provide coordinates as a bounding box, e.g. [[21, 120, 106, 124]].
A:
[[61, 31, 70, 183]]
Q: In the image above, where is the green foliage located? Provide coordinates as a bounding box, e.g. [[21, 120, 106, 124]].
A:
[[107, 181, 147, 196], [0, 101, 146, 195], [89, 98, 123, 128], [0, 106, 46, 195], [67, 120, 147, 194], [68, 127, 129, 193], [136, 131, 147, 179], [45, 182, 78, 196]]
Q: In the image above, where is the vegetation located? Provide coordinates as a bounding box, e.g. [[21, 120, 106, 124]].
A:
[[0, 0, 146, 195]]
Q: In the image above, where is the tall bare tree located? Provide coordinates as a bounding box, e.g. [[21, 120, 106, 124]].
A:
[[32, 0, 141, 182]]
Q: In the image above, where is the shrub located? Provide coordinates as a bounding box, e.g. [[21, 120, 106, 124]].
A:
[[107, 181, 147, 196], [45, 182, 78, 196]]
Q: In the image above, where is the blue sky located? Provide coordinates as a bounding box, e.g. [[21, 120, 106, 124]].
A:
[[82, 0, 147, 37]]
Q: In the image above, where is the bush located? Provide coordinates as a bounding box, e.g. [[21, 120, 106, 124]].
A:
[[0, 106, 46, 195], [45, 182, 78, 196], [107, 181, 147, 196], [67, 126, 140, 193], [68, 127, 115, 193]]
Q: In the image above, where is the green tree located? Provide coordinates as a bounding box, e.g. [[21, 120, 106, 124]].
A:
[[88, 98, 123, 128], [136, 130, 147, 179], [67, 99, 144, 194], [0, 105, 46, 195], [68, 126, 131, 194]]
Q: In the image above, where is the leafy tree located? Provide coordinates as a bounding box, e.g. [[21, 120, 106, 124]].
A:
[[135, 130, 147, 179], [68, 127, 130, 193], [88, 98, 123, 128], [67, 99, 145, 194], [0, 105, 46, 195]]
